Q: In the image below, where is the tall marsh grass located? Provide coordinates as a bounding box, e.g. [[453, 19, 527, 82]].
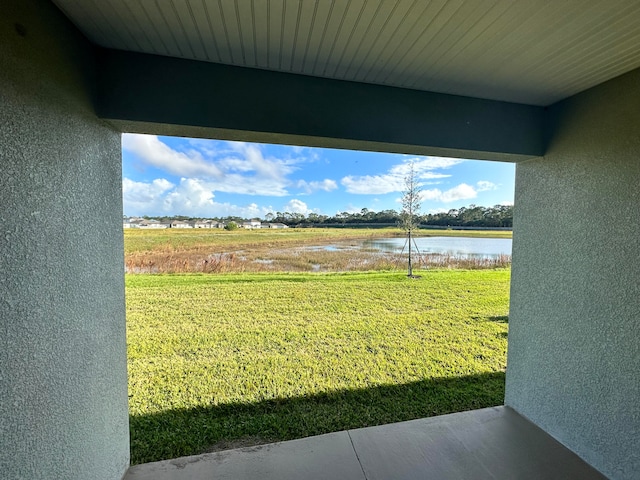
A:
[[125, 249, 511, 273], [123, 228, 511, 273]]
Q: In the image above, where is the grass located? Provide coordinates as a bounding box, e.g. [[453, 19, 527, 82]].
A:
[[126, 269, 510, 464], [123, 227, 398, 254], [124, 227, 512, 254], [124, 227, 512, 273]]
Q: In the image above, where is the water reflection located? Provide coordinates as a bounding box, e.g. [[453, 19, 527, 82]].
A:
[[363, 237, 512, 259]]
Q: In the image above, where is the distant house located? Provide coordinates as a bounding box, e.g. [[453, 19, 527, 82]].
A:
[[194, 220, 212, 228], [123, 217, 144, 228], [139, 219, 168, 229], [170, 220, 192, 229], [241, 220, 262, 229], [267, 223, 288, 229], [124, 218, 168, 229]]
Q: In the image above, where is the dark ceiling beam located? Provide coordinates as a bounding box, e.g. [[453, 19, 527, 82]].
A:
[[97, 49, 545, 161]]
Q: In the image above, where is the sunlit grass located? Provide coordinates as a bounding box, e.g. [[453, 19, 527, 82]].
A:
[[127, 269, 510, 464], [124, 227, 393, 254], [124, 227, 512, 254]]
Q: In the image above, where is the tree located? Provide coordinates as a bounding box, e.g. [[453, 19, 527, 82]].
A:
[[399, 161, 421, 277], [336, 211, 349, 225]]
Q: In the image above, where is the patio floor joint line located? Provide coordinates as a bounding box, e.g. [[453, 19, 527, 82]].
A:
[[347, 430, 369, 480]]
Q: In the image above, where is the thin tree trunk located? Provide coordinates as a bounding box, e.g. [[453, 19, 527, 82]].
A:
[[408, 229, 413, 276]]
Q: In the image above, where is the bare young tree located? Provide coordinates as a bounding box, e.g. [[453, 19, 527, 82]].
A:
[[399, 161, 421, 277]]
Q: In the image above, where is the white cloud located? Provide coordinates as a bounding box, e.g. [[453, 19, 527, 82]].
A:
[[221, 141, 297, 181], [419, 183, 478, 203], [392, 157, 462, 175], [122, 134, 222, 179], [283, 199, 311, 214], [341, 175, 399, 195], [341, 156, 461, 194], [163, 178, 216, 212], [290, 145, 305, 154], [476, 180, 497, 192], [123, 178, 175, 212], [203, 173, 291, 196], [122, 177, 273, 218], [403, 181, 497, 204], [342, 172, 450, 195], [219, 202, 273, 219], [123, 135, 309, 197], [297, 179, 338, 194], [440, 183, 478, 202]]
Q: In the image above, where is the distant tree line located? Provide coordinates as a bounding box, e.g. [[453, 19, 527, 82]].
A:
[[267, 204, 512, 228], [132, 204, 512, 229]]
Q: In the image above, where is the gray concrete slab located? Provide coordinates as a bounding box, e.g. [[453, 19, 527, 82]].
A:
[[349, 407, 607, 480], [124, 407, 607, 480], [124, 430, 365, 480]]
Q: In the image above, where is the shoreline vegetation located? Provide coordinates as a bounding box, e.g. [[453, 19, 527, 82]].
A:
[[124, 227, 512, 274]]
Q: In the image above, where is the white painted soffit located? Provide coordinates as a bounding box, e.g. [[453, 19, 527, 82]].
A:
[[52, 0, 640, 106]]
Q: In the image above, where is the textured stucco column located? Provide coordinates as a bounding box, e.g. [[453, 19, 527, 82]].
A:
[[506, 68, 640, 479], [0, 1, 129, 479]]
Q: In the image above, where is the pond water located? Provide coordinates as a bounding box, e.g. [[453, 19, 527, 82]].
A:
[[363, 236, 512, 259]]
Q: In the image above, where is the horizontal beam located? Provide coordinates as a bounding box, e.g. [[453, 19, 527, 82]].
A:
[[97, 49, 544, 161]]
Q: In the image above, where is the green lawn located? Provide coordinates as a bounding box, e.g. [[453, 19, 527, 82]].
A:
[[126, 270, 510, 464]]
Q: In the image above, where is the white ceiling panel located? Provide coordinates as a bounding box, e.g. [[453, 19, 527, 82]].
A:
[[52, 0, 640, 105]]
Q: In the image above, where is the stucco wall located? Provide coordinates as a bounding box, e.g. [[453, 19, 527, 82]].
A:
[[506, 68, 640, 479], [0, 1, 129, 479]]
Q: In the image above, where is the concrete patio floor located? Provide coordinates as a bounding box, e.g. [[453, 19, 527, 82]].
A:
[[124, 406, 606, 480]]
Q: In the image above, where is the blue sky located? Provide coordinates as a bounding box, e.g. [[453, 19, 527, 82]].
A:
[[122, 134, 515, 218]]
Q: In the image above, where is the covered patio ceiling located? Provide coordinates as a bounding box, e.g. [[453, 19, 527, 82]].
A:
[[52, 0, 640, 106]]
